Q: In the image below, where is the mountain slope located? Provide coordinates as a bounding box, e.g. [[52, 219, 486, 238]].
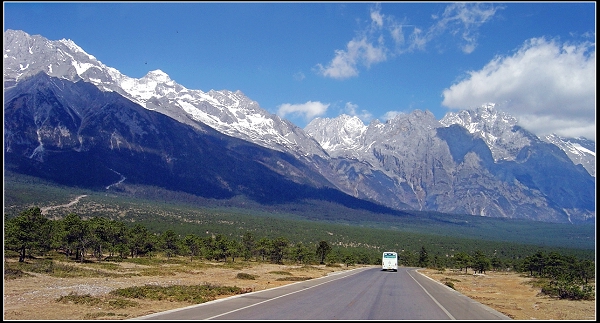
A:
[[540, 134, 595, 177], [5, 72, 392, 211], [3, 29, 595, 223], [440, 104, 595, 177], [305, 110, 595, 223], [3, 29, 329, 161]]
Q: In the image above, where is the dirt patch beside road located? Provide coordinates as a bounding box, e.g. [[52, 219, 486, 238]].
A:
[[418, 268, 595, 320], [3, 259, 355, 320], [3, 260, 595, 320]]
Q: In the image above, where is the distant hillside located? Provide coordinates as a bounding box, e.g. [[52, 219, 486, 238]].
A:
[[4, 170, 595, 252]]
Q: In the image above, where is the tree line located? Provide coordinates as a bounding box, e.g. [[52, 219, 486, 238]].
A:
[[4, 207, 594, 300], [4, 207, 343, 266]]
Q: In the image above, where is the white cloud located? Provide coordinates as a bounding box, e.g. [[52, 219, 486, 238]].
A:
[[276, 101, 329, 121], [430, 3, 502, 54], [370, 5, 384, 28], [293, 71, 305, 81], [316, 4, 390, 80], [317, 3, 502, 79], [389, 23, 405, 45], [381, 110, 403, 122], [344, 102, 373, 122], [442, 37, 596, 140], [316, 37, 387, 79]]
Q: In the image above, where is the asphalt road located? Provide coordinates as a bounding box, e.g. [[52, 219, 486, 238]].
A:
[[135, 266, 511, 320]]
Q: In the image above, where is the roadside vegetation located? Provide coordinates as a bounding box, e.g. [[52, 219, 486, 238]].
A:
[[4, 206, 595, 301], [4, 171, 596, 302]]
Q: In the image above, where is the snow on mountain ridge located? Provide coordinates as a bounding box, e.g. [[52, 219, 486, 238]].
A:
[[4, 30, 328, 158], [440, 103, 531, 162], [4, 29, 593, 175], [572, 143, 595, 156], [304, 114, 367, 154], [541, 134, 595, 177], [440, 105, 595, 177], [58, 38, 96, 60]]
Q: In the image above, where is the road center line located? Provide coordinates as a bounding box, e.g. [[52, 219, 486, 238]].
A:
[[203, 268, 367, 320]]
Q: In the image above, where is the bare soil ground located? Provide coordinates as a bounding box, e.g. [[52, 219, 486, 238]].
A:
[[418, 268, 595, 320], [3, 259, 357, 320], [3, 260, 595, 320]]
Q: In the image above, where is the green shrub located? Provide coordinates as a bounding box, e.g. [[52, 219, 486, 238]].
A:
[[268, 271, 292, 275], [30, 259, 55, 274], [541, 280, 595, 300], [102, 256, 125, 262], [108, 298, 139, 309], [138, 268, 178, 277], [109, 283, 245, 304], [81, 262, 121, 271], [236, 272, 256, 280], [6, 258, 127, 278], [4, 266, 31, 279], [56, 292, 102, 306], [222, 262, 247, 270], [444, 281, 455, 289], [84, 312, 128, 319]]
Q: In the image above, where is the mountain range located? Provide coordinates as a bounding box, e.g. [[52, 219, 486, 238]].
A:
[[3, 29, 595, 224]]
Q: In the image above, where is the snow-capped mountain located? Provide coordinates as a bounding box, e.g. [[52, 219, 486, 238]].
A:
[[439, 103, 533, 162], [3, 29, 328, 160], [305, 108, 595, 223], [303, 114, 367, 158], [4, 29, 595, 223], [540, 134, 595, 177], [440, 104, 595, 177], [3, 71, 344, 205]]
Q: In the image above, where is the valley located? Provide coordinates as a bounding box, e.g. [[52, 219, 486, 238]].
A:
[[4, 172, 595, 321], [4, 170, 595, 258], [4, 29, 595, 225]]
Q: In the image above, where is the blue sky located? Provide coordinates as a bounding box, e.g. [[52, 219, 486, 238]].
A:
[[4, 2, 596, 140]]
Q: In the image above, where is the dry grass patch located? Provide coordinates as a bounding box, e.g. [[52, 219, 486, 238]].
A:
[[7, 255, 593, 321], [3, 257, 353, 320]]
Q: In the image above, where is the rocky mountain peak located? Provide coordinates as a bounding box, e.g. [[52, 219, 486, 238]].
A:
[[440, 104, 532, 162], [304, 114, 367, 155], [142, 69, 172, 83]]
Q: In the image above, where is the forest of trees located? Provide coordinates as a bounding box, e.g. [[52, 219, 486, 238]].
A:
[[4, 207, 595, 300]]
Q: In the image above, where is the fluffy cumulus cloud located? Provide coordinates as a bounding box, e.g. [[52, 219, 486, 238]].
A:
[[442, 37, 596, 140], [276, 101, 329, 121], [317, 3, 501, 79]]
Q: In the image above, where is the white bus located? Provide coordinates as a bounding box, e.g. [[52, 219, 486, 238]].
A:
[[382, 252, 398, 271]]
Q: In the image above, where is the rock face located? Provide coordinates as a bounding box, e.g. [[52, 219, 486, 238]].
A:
[[4, 29, 595, 223], [305, 110, 595, 223]]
